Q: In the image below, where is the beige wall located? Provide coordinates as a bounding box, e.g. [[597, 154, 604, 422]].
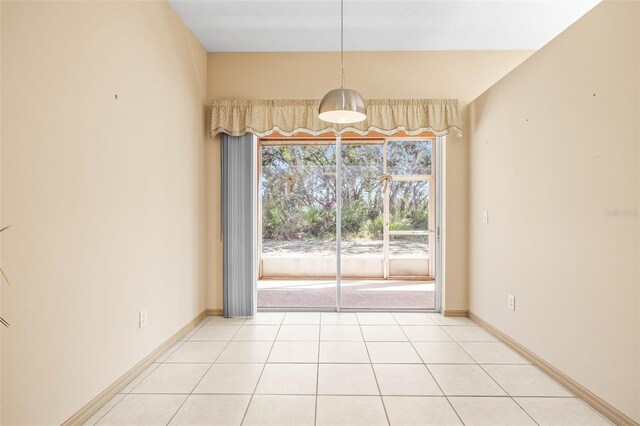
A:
[[467, 1, 639, 422], [205, 50, 533, 312], [0, 1, 208, 424]]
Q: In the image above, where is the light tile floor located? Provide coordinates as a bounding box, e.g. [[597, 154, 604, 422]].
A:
[[86, 312, 613, 426]]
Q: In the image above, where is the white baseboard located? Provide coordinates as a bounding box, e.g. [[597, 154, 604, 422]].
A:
[[468, 311, 639, 426], [62, 310, 209, 425]]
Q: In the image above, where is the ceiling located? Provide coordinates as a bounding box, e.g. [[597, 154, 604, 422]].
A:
[[169, 0, 600, 53]]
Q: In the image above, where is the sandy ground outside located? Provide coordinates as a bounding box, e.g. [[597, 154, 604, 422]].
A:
[[263, 239, 428, 258]]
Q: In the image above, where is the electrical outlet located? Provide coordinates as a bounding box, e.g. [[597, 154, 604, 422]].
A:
[[139, 309, 148, 328], [483, 211, 489, 224], [508, 295, 516, 311]]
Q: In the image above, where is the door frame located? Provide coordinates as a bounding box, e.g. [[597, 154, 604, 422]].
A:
[[382, 137, 436, 280], [434, 136, 444, 313], [256, 134, 443, 313]]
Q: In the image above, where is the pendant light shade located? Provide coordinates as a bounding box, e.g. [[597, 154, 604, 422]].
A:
[[318, 0, 366, 125], [318, 88, 366, 124]]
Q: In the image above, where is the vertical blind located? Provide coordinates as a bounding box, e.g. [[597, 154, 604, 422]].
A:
[[221, 133, 257, 317]]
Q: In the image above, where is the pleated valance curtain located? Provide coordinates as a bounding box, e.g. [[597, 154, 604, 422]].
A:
[[210, 99, 462, 137]]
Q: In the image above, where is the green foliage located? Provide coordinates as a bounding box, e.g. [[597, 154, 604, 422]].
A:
[[303, 207, 334, 237], [341, 200, 369, 236], [389, 211, 411, 231], [389, 209, 429, 231], [261, 142, 430, 242], [263, 203, 282, 239], [409, 208, 429, 230], [362, 216, 384, 239], [304, 207, 323, 230]]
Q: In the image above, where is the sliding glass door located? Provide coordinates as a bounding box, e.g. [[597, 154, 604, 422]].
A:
[[258, 141, 337, 309], [384, 139, 434, 279], [258, 136, 437, 311], [340, 138, 435, 310]]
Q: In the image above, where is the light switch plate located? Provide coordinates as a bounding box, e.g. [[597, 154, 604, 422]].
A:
[[508, 295, 516, 311], [483, 211, 489, 224], [139, 309, 148, 328]]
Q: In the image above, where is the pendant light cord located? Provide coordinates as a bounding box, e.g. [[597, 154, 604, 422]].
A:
[[341, 0, 344, 88]]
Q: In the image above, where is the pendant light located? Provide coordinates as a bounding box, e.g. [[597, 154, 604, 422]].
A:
[[318, 0, 366, 124]]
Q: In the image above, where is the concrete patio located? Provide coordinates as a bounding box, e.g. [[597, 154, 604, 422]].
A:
[[258, 279, 435, 310]]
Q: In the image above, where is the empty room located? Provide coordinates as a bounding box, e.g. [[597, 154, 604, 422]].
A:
[[1, 0, 638, 425]]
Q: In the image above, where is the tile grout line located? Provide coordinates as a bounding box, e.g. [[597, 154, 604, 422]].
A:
[[510, 395, 544, 426], [95, 314, 591, 425], [130, 343, 187, 393], [473, 363, 541, 426], [240, 313, 285, 426], [364, 314, 393, 426], [450, 327, 541, 426], [399, 317, 467, 426], [181, 339, 510, 344], [165, 316, 247, 426], [87, 317, 213, 425], [315, 314, 322, 426], [84, 394, 126, 426], [163, 361, 551, 366], [110, 392, 581, 398]]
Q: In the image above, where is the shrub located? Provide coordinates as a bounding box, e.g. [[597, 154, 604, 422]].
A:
[[389, 211, 411, 231], [362, 216, 384, 239], [263, 203, 282, 239], [304, 207, 325, 236], [409, 208, 428, 230], [341, 200, 369, 235]]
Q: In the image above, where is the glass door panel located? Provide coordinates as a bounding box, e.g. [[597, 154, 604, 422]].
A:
[[388, 180, 430, 231], [258, 143, 337, 309], [388, 234, 430, 277], [382, 138, 435, 310], [340, 143, 384, 263], [386, 139, 432, 175], [339, 142, 386, 309]]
